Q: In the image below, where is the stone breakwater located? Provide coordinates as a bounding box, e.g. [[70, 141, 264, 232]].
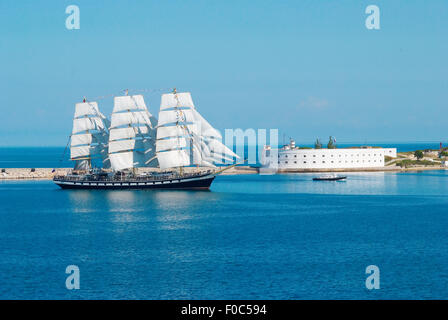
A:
[[0, 168, 71, 180]]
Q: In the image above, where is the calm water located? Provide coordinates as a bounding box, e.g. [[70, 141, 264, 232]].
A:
[[1, 171, 447, 299]]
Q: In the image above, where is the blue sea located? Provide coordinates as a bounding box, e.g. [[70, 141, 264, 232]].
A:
[[1, 169, 448, 299]]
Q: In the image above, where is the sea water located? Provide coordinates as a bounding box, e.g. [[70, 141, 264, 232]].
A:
[[0, 170, 447, 299]]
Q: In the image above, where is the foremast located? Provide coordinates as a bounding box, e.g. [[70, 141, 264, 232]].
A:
[[70, 99, 110, 170]]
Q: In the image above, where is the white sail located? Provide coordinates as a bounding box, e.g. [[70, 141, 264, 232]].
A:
[[71, 133, 92, 146], [192, 109, 221, 138], [70, 101, 110, 168], [157, 149, 190, 169], [192, 108, 238, 163], [108, 95, 158, 171], [160, 92, 195, 111], [74, 159, 90, 171], [155, 91, 238, 169], [156, 92, 195, 169], [158, 108, 196, 127], [156, 136, 188, 152], [156, 126, 187, 140]]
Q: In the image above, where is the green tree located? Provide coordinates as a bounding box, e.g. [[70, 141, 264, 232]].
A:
[[414, 150, 424, 160], [314, 138, 322, 149], [327, 136, 336, 149]]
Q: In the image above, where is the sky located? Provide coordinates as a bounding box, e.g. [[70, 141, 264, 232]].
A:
[[0, 0, 447, 146]]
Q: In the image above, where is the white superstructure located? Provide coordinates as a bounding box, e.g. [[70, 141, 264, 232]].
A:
[[261, 139, 397, 170]]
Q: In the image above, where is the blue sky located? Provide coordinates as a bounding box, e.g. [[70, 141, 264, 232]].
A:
[[1, 0, 447, 146]]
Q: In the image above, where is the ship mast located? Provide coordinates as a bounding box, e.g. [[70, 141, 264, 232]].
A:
[[155, 89, 239, 172], [108, 93, 158, 172], [70, 99, 110, 171]]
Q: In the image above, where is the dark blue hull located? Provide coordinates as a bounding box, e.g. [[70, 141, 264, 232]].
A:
[[313, 176, 347, 181], [54, 174, 215, 190]]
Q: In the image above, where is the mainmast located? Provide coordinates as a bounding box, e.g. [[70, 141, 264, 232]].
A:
[[108, 94, 158, 171], [155, 89, 193, 170]]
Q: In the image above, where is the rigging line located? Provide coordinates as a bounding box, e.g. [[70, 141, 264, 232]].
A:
[[131, 87, 173, 94], [59, 135, 71, 165], [213, 158, 248, 175], [86, 87, 174, 101], [83, 101, 110, 133], [174, 93, 204, 161], [85, 93, 116, 102], [172, 91, 205, 162]]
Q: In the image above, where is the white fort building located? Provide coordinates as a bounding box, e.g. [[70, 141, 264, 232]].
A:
[[261, 139, 397, 171]]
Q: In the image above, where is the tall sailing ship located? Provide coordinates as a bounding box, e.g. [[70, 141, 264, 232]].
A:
[[53, 89, 238, 189]]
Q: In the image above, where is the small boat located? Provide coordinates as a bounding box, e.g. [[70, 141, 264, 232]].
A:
[[313, 174, 347, 181]]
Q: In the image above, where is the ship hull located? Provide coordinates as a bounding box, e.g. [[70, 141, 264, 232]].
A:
[[312, 176, 347, 181], [54, 174, 215, 190]]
